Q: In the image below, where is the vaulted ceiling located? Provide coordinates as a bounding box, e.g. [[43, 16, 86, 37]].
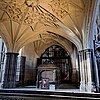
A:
[[0, 0, 94, 52]]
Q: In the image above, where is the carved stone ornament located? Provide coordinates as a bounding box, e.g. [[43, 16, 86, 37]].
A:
[[0, 0, 85, 33], [25, 0, 39, 7], [48, 0, 68, 18], [94, 41, 100, 57], [96, 15, 100, 34], [0, 0, 60, 28]]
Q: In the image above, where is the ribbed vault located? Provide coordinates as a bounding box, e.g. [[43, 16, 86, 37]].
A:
[[0, 0, 93, 52], [33, 35, 73, 57]]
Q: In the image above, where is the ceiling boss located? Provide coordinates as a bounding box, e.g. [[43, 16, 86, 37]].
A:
[[25, 0, 39, 7]]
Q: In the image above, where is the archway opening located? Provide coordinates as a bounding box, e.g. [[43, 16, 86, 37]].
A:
[[36, 45, 79, 89]]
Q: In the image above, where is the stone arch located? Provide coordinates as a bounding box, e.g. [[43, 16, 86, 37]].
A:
[[16, 27, 82, 53]]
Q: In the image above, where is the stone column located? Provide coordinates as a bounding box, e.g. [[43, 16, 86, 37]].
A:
[[85, 49, 94, 92], [79, 50, 86, 92], [79, 49, 95, 92], [3, 52, 18, 88]]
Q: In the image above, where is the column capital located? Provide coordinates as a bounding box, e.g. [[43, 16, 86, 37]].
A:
[[79, 49, 93, 53], [79, 50, 84, 53], [84, 49, 93, 52]]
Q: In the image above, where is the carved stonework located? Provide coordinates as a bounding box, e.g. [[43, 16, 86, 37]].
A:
[[0, 0, 84, 27], [48, 0, 68, 18], [96, 50, 100, 58], [96, 12, 100, 31], [96, 4, 100, 41], [0, 0, 59, 29], [94, 14, 100, 56], [25, 0, 39, 7]]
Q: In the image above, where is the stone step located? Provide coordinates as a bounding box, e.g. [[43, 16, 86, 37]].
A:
[[0, 89, 100, 100]]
